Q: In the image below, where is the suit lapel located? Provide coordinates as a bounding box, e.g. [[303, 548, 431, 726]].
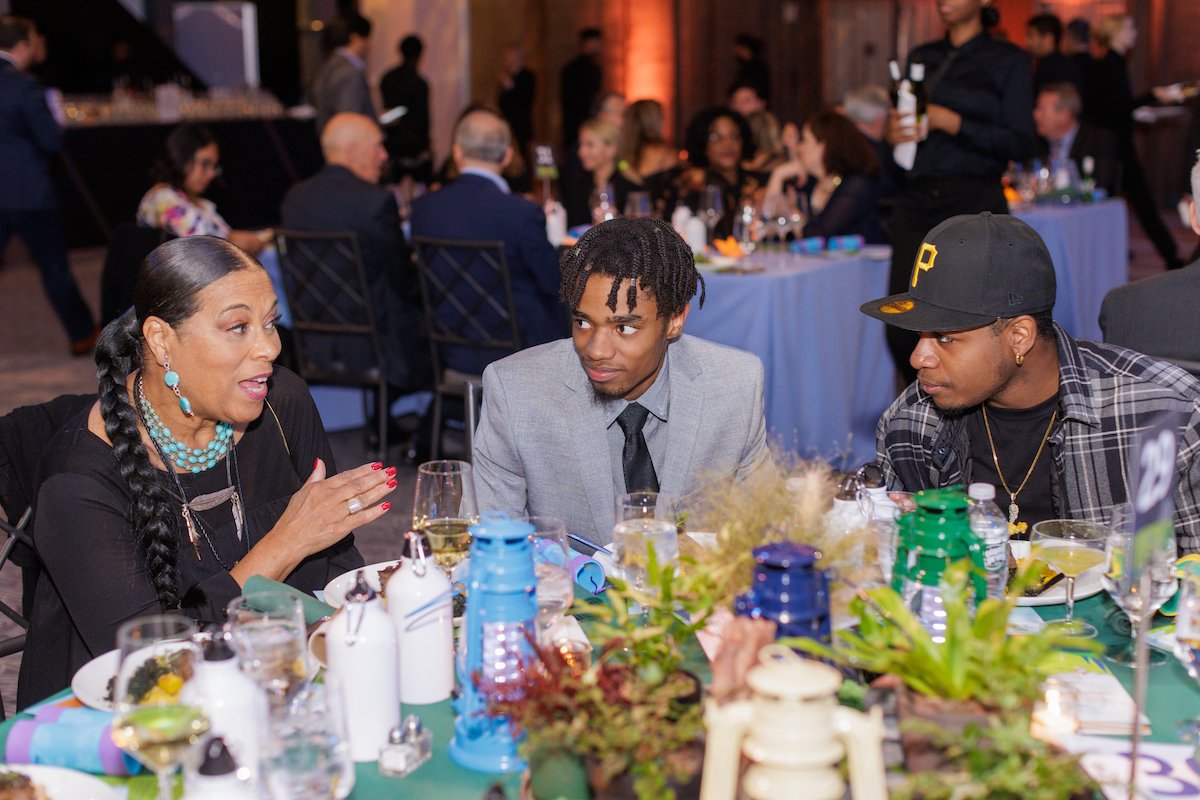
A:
[[659, 338, 703, 500], [561, 347, 618, 538]]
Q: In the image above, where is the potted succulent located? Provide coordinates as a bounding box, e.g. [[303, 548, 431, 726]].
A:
[[493, 547, 713, 800], [786, 559, 1101, 792]]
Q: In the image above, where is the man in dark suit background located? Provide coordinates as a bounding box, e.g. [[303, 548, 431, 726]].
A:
[[409, 109, 562, 376], [498, 44, 535, 163], [1100, 153, 1200, 370], [559, 28, 602, 152], [280, 112, 429, 397], [0, 16, 96, 355], [1027, 14, 1083, 95], [379, 34, 431, 184], [1033, 82, 1120, 195]]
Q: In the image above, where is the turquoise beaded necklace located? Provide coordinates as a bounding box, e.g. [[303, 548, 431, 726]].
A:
[[136, 375, 233, 473]]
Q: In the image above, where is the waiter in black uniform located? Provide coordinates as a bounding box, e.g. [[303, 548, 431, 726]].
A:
[[885, 0, 1036, 382]]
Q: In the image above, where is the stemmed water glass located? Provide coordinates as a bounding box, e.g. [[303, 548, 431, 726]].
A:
[[413, 460, 478, 575], [732, 203, 759, 261], [1173, 573, 1200, 758], [110, 614, 208, 800], [1031, 519, 1109, 638], [699, 185, 724, 244], [226, 592, 309, 719], [260, 674, 355, 799], [1102, 520, 1176, 666]]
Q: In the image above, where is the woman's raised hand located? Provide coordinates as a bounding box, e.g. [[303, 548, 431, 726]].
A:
[[273, 459, 398, 556]]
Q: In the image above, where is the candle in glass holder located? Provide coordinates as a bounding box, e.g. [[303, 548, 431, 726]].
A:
[[555, 639, 591, 677], [1031, 677, 1079, 741]]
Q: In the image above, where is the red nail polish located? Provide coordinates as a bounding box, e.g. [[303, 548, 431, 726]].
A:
[[386, 478, 398, 489], [381, 501, 391, 511], [312, 457, 319, 470], [384, 466, 397, 477], [371, 462, 383, 470]]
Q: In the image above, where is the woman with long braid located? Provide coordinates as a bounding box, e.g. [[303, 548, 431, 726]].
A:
[[18, 236, 393, 706]]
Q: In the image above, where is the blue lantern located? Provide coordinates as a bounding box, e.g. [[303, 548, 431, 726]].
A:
[[448, 512, 537, 773], [734, 542, 831, 640]]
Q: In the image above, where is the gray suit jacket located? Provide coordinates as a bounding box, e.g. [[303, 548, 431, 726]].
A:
[[473, 335, 770, 544], [313, 52, 375, 132], [1100, 259, 1200, 365]]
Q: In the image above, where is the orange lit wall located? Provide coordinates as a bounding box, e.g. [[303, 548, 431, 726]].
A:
[[602, 0, 676, 140]]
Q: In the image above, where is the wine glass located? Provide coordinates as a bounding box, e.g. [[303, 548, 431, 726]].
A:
[[111, 614, 208, 800], [589, 184, 615, 225], [226, 592, 309, 719], [699, 185, 724, 244], [612, 517, 678, 593], [413, 459, 478, 574], [1102, 522, 1176, 666], [732, 204, 758, 260], [1174, 574, 1200, 759], [615, 491, 677, 524], [260, 675, 355, 799], [1031, 519, 1109, 638], [525, 515, 574, 640]]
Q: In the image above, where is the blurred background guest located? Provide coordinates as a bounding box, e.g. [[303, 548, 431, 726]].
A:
[[1083, 14, 1183, 270], [744, 110, 786, 173], [1033, 82, 1119, 196], [767, 109, 885, 244], [841, 84, 900, 214], [136, 124, 269, 256], [0, 15, 96, 356], [380, 34, 432, 184], [651, 107, 764, 240], [729, 81, 768, 119], [497, 44, 535, 164], [592, 91, 625, 130], [559, 27, 602, 153], [884, 0, 1035, 381], [563, 118, 641, 227], [1027, 13, 1083, 95], [20, 236, 379, 707], [312, 13, 374, 133], [730, 33, 769, 105], [619, 99, 678, 181]]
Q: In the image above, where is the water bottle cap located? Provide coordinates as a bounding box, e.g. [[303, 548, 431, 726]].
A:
[[202, 631, 237, 662], [968, 483, 996, 501], [345, 570, 378, 604]]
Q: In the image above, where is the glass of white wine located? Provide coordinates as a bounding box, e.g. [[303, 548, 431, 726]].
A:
[[111, 614, 208, 800], [413, 460, 478, 574], [226, 592, 309, 720], [1031, 519, 1109, 638], [1103, 524, 1176, 666]]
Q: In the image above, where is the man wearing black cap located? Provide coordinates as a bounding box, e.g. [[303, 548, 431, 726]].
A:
[[862, 212, 1200, 550]]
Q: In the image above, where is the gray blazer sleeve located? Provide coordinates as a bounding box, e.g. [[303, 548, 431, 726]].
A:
[[736, 356, 771, 480], [471, 363, 530, 517]]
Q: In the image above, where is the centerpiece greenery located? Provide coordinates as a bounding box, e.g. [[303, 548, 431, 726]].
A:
[[492, 548, 713, 800]]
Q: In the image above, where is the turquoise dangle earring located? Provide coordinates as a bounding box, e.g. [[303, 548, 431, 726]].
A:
[[163, 357, 194, 417]]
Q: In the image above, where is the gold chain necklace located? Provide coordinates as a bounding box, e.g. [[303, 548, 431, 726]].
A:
[[980, 405, 1058, 524]]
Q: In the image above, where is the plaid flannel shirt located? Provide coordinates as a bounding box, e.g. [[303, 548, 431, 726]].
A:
[[876, 324, 1200, 553]]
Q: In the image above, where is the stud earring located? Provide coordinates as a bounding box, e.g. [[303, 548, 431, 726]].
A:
[[163, 357, 194, 417], [1015, 351, 1025, 367]]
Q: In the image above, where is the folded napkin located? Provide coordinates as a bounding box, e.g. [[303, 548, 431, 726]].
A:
[[243, 575, 334, 626], [6, 703, 141, 776]]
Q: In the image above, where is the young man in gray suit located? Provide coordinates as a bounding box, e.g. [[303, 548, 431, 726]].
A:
[[473, 217, 770, 544]]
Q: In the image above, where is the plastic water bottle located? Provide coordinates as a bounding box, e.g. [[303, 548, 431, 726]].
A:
[[968, 483, 1009, 601]]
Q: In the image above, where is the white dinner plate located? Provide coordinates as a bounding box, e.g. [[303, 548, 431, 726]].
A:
[[70, 649, 120, 711], [0, 764, 120, 800], [1010, 540, 1105, 607], [323, 560, 401, 607]]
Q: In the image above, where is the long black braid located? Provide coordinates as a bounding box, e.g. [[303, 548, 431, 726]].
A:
[[559, 216, 705, 317], [96, 310, 181, 608], [94, 236, 256, 610]]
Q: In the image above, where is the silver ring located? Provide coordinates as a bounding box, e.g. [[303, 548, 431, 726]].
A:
[[347, 496, 364, 515]]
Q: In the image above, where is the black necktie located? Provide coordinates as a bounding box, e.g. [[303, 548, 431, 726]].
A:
[[616, 402, 659, 493]]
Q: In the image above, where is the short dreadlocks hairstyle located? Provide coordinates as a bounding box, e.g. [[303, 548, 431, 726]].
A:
[[559, 217, 705, 318]]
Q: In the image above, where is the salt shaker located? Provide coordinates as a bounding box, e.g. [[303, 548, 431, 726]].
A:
[[378, 714, 433, 778]]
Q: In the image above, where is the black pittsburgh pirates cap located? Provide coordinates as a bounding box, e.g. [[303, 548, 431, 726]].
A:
[[860, 212, 1056, 332]]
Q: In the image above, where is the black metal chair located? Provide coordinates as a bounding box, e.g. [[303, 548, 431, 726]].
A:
[[273, 230, 390, 456], [410, 237, 521, 460]]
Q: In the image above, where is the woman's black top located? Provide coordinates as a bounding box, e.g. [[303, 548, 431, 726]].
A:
[[907, 31, 1036, 180], [18, 367, 364, 707], [801, 173, 887, 244], [562, 169, 640, 228]]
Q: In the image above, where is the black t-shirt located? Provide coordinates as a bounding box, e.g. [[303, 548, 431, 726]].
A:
[[965, 393, 1059, 532]]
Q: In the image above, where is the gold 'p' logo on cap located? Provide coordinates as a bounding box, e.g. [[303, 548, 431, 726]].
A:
[[911, 243, 938, 287]]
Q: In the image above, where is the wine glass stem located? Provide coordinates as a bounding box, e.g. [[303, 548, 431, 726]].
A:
[[156, 767, 174, 800], [1064, 576, 1077, 623]]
